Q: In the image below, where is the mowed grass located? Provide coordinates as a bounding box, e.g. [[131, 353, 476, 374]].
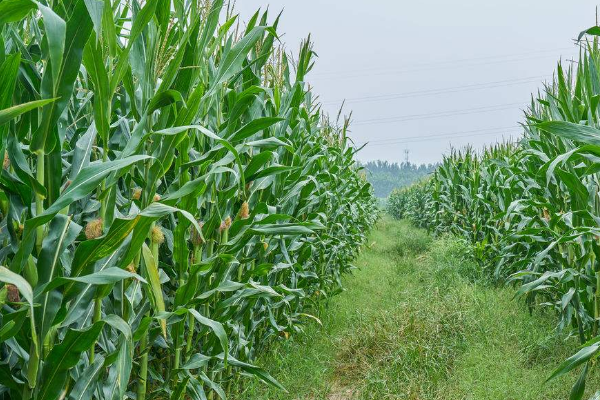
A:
[[234, 219, 599, 399]]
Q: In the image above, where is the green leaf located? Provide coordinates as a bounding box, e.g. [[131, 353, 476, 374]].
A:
[[103, 314, 132, 339], [229, 117, 284, 142], [116, 203, 202, 271], [68, 267, 144, 285], [82, 36, 110, 145], [0, 98, 57, 126], [109, 0, 157, 93], [162, 176, 207, 202], [142, 243, 167, 337], [39, 322, 105, 400], [102, 338, 132, 400], [0, 364, 22, 391], [35, 214, 80, 342], [32, 0, 93, 152], [34, 1, 66, 88], [148, 89, 184, 114], [197, 0, 223, 52], [83, 0, 104, 39], [62, 247, 126, 326], [570, 362, 588, 400], [537, 121, 600, 146], [68, 355, 105, 400], [248, 223, 316, 236], [210, 26, 266, 91], [247, 165, 296, 182], [189, 309, 228, 364], [0, 0, 34, 24], [69, 125, 97, 180], [548, 343, 600, 381], [41, 267, 145, 294], [0, 265, 33, 307], [11, 155, 150, 272], [68, 216, 140, 285], [39, 155, 148, 226], [215, 354, 286, 392], [245, 137, 289, 149], [0, 53, 21, 109], [578, 26, 600, 41], [7, 132, 47, 196]]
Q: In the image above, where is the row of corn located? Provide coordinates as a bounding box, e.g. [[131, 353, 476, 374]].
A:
[[0, 1, 378, 399], [389, 29, 600, 399]]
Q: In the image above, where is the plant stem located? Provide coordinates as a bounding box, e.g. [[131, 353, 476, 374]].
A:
[[22, 385, 31, 400], [595, 261, 600, 337], [90, 297, 101, 362], [174, 281, 183, 371], [137, 322, 149, 400], [183, 244, 202, 362], [35, 151, 45, 253], [99, 148, 108, 221], [185, 312, 195, 359], [24, 342, 38, 398]]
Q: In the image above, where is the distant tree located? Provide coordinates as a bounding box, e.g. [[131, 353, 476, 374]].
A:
[[361, 160, 437, 198]]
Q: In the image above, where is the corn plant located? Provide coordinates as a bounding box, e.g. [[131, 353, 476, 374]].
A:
[[387, 179, 432, 229], [393, 28, 600, 398], [0, 1, 377, 399]]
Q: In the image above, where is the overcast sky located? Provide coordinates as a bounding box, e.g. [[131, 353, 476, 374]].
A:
[[236, 0, 598, 165]]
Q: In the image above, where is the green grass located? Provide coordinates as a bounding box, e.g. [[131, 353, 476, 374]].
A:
[[234, 219, 599, 399]]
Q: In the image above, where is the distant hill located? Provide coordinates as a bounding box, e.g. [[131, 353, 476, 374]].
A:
[[362, 160, 437, 198]]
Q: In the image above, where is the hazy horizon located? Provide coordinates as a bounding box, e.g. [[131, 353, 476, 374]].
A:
[[236, 1, 598, 165]]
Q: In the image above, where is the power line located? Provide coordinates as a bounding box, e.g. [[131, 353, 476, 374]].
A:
[[323, 75, 550, 106], [373, 130, 520, 145], [312, 46, 578, 77], [355, 127, 520, 145], [311, 52, 577, 81], [358, 125, 519, 144], [357, 129, 521, 147], [352, 102, 525, 126]]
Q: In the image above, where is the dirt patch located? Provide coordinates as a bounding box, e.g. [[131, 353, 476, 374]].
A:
[[327, 384, 356, 400]]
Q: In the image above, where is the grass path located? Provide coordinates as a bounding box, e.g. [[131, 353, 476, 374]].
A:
[[235, 219, 599, 399]]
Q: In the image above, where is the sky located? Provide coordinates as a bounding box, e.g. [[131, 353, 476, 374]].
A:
[[236, 0, 599, 165]]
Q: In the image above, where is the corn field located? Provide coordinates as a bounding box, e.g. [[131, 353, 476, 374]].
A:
[[386, 179, 432, 230], [0, 1, 378, 398], [388, 31, 600, 398]]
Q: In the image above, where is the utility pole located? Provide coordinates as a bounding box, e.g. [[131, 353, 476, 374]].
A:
[[404, 149, 410, 166]]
